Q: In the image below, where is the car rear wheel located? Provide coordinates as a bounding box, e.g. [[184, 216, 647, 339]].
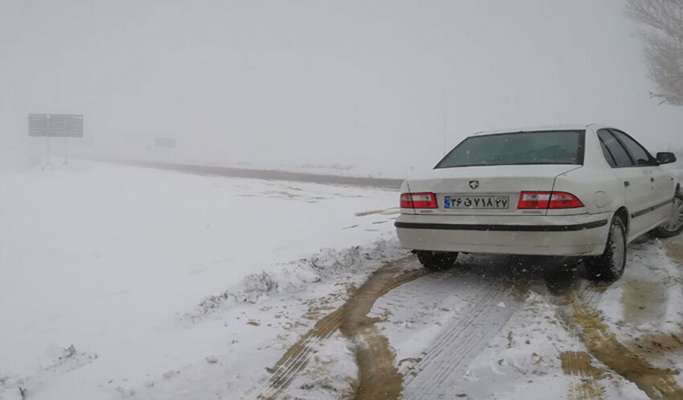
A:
[[584, 216, 627, 282], [415, 251, 458, 271], [654, 196, 683, 238]]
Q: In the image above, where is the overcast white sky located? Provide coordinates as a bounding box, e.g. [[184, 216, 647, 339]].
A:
[[1, 0, 682, 175]]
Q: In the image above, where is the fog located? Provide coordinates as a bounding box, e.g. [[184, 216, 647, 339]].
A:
[[2, 0, 682, 175]]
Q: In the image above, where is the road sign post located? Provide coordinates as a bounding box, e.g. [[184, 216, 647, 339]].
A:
[[28, 114, 83, 167]]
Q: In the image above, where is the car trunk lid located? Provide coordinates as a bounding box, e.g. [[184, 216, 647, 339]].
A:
[[405, 164, 581, 216]]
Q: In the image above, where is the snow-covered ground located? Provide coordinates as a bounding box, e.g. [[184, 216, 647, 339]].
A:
[[363, 241, 683, 400], [238, 241, 683, 400], [0, 161, 402, 399], [4, 160, 683, 400]]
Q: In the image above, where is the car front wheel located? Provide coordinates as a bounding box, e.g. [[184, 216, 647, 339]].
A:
[[415, 251, 458, 271], [584, 216, 627, 282]]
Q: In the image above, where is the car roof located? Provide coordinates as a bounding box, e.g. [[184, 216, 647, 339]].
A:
[[472, 124, 602, 136]]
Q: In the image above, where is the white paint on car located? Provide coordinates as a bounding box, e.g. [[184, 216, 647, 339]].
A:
[[396, 123, 677, 257]]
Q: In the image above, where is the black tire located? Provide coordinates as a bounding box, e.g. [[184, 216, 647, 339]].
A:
[[415, 251, 459, 271], [654, 195, 683, 238], [584, 216, 627, 282]]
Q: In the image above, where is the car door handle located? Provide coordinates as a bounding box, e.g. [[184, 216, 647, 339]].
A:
[[651, 177, 655, 182], [624, 181, 630, 187]]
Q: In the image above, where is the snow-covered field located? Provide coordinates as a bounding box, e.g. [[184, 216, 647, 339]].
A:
[[0, 161, 402, 399]]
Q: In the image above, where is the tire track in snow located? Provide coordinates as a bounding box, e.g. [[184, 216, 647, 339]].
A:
[[255, 308, 344, 400], [402, 276, 521, 400], [560, 351, 607, 400], [339, 262, 427, 400], [564, 291, 683, 400], [253, 257, 424, 400]]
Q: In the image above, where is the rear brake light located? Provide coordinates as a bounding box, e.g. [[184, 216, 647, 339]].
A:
[[400, 192, 438, 209], [517, 191, 583, 209]]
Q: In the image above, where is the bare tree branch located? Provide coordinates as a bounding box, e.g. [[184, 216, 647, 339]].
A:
[[626, 0, 683, 105]]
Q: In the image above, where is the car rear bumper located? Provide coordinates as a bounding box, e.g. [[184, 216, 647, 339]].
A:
[[395, 213, 611, 256]]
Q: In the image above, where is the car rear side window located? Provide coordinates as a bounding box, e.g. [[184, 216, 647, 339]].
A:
[[610, 129, 656, 166], [435, 130, 584, 168], [597, 129, 633, 168], [598, 136, 617, 167]]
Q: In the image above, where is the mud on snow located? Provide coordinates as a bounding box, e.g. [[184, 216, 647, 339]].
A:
[[250, 235, 683, 400]]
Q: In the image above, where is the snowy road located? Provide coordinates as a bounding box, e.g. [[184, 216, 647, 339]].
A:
[[247, 239, 683, 400], [96, 159, 403, 189]]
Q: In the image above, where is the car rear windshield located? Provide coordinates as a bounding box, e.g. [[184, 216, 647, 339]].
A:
[[435, 130, 585, 168]]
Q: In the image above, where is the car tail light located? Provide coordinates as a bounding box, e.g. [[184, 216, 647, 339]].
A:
[[517, 191, 583, 209], [400, 192, 438, 209]]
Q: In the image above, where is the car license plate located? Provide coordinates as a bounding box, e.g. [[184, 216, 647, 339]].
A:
[[443, 195, 510, 209]]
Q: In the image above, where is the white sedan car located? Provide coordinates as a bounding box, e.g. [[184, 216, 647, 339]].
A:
[[395, 124, 683, 281]]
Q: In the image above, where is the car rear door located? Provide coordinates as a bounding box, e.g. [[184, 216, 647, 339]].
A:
[[611, 129, 674, 227], [597, 129, 653, 237]]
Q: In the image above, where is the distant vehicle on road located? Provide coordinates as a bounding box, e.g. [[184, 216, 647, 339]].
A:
[[395, 124, 683, 281]]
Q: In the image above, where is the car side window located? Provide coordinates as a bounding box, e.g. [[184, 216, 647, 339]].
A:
[[597, 134, 617, 167], [610, 129, 656, 167], [597, 129, 633, 168]]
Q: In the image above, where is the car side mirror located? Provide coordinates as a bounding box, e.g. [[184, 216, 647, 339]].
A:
[[656, 152, 677, 165]]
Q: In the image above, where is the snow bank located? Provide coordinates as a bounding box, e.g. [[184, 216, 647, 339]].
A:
[[189, 238, 404, 319]]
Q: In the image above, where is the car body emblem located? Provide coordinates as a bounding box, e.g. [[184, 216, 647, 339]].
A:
[[468, 180, 479, 190]]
